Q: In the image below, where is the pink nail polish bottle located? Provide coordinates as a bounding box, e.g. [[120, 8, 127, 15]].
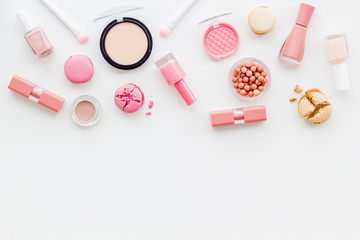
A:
[[17, 10, 53, 58], [155, 53, 196, 106], [278, 3, 315, 65]]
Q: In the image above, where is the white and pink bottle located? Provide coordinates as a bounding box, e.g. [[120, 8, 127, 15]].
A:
[[17, 10, 53, 58], [327, 33, 350, 90], [155, 53, 196, 106], [278, 3, 315, 65]]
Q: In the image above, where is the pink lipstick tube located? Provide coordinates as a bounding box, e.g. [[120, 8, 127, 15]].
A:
[[210, 106, 267, 127], [155, 53, 196, 105], [8, 75, 64, 112]]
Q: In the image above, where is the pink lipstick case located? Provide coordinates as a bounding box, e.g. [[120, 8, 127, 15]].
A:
[[210, 106, 267, 127], [8, 75, 64, 112], [200, 13, 239, 60]]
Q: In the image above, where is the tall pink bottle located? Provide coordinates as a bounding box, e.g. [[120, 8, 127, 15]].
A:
[[278, 3, 315, 65], [155, 53, 196, 106], [17, 10, 53, 58]]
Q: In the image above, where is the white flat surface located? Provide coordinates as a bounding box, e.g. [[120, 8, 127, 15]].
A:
[[0, 0, 359, 239]]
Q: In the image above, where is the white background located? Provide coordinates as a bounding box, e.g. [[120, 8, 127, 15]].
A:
[[0, 0, 359, 239]]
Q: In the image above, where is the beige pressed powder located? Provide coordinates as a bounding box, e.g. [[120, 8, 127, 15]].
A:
[[96, 7, 153, 70], [104, 22, 148, 66]]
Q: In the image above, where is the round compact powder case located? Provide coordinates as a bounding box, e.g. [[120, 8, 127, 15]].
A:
[[201, 13, 239, 60], [64, 55, 94, 83], [70, 95, 102, 127], [96, 7, 153, 70]]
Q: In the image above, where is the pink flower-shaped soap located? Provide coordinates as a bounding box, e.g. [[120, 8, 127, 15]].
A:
[[64, 55, 94, 83], [114, 83, 144, 113]]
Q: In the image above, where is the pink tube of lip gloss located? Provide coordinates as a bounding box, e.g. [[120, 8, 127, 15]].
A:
[[210, 106, 267, 127], [155, 53, 196, 105], [8, 75, 64, 112]]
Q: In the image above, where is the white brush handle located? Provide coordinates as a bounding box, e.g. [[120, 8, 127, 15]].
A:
[[166, 0, 198, 29], [40, 0, 82, 36]]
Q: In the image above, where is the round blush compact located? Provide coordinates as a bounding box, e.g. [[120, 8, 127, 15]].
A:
[[71, 95, 102, 127], [94, 6, 153, 70], [200, 13, 239, 60]]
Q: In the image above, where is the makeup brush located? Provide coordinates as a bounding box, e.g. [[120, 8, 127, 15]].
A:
[[40, 0, 88, 43], [160, 0, 199, 37]]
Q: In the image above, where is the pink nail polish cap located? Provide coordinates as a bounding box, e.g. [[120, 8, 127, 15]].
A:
[[210, 106, 267, 127], [296, 3, 315, 27], [155, 53, 196, 105], [8, 75, 64, 112]]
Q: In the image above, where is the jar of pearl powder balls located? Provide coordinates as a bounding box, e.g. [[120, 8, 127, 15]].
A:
[[229, 57, 271, 101]]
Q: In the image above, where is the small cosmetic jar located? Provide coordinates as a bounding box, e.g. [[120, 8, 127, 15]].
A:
[[229, 57, 271, 101], [70, 95, 102, 127], [95, 6, 153, 70]]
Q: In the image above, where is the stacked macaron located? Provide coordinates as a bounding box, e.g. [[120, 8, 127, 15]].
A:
[[248, 6, 276, 35], [298, 89, 332, 124], [114, 83, 145, 113], [64, 55, 94, 83]]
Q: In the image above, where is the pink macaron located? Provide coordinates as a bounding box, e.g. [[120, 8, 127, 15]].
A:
[[114, 83, 144, 113], [64, 55, 94, 83]]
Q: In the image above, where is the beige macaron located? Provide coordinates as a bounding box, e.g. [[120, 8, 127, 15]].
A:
[[248, 6, 276, 35], [298, 89, 332, 124]]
